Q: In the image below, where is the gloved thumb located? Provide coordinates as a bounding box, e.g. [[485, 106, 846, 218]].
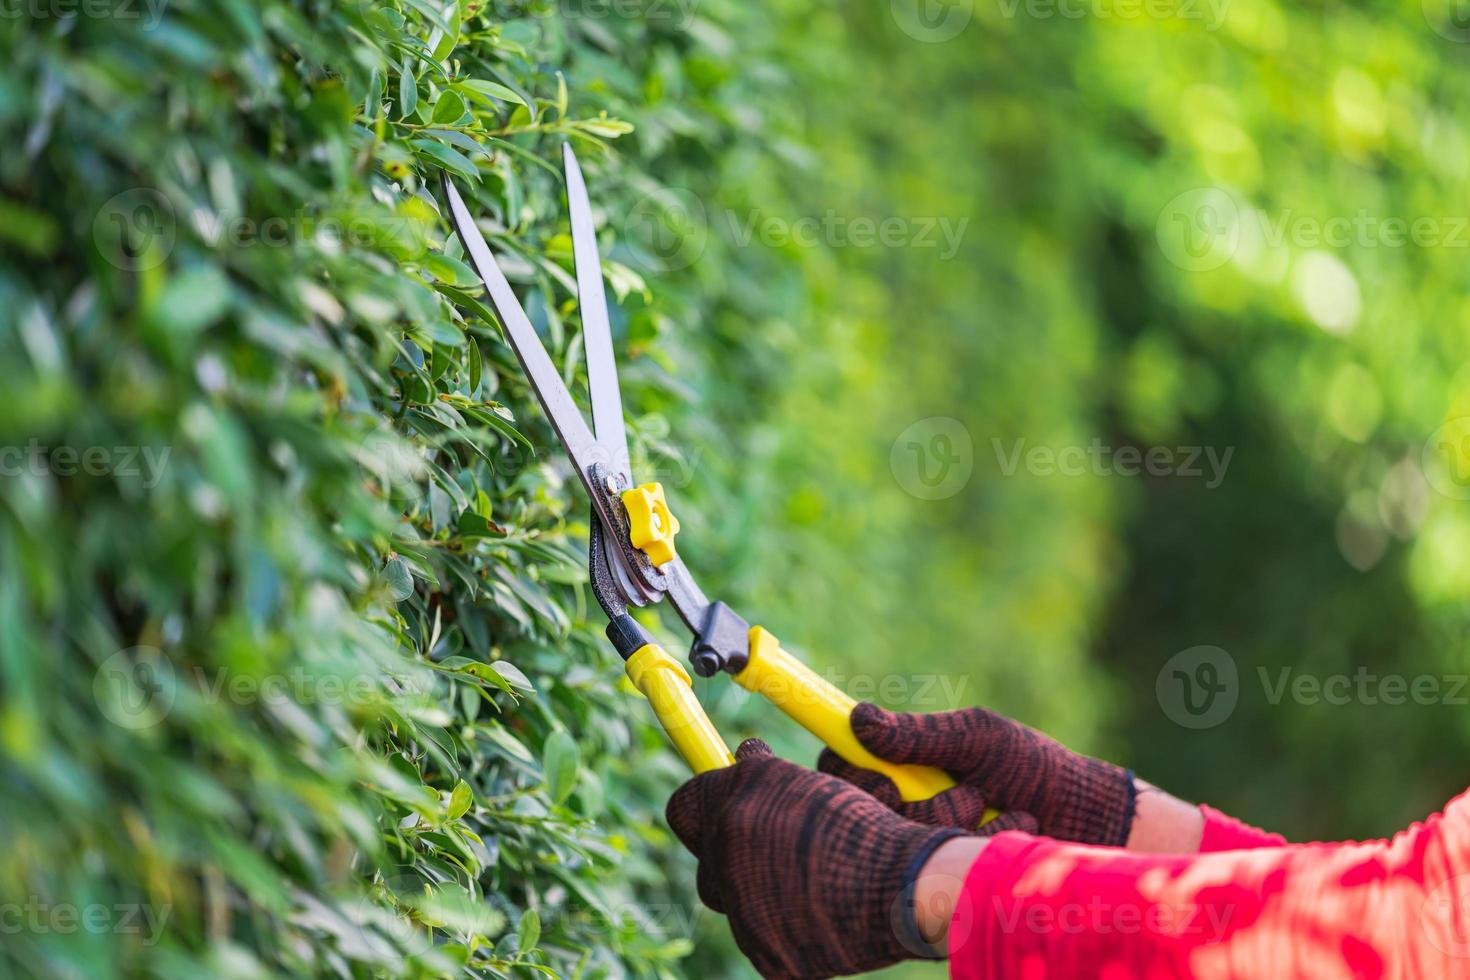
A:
[[666, 737, 776, 853], [734, 738, 774, 762]]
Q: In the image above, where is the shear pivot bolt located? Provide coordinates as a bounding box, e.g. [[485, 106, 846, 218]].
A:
[[621, 482, 680, 567]]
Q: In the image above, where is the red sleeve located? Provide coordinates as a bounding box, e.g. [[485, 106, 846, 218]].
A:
[[949, 788, 1470, 979], [1197, 805, 1286, 851]]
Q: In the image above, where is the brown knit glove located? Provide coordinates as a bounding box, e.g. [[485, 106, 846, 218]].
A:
[[818, 703, 1137, 846], [667, 739, 976, 979]]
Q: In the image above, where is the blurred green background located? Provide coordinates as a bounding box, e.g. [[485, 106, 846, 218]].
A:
[[3, 0, 1470, 976]]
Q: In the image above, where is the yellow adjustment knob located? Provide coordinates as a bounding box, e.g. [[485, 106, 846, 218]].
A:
[[620, 482, 680, 567]]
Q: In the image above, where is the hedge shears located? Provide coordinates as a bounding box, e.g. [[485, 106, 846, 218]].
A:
[[441, 146, 961, 803]]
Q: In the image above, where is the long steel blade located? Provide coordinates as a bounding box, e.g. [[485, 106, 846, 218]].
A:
[[561, 146, 645, 605], [441, 176, 625, 537], [563, 144, 631, 482]]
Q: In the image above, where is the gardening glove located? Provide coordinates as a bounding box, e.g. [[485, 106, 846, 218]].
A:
[[668, 738, 1003, 979], [818, 703, 1137, 846]]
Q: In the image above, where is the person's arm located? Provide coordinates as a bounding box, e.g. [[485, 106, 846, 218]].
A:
[[938, 788, 1470, 978], [1196, 803, 1287, 851], [668, 738, 1470, 979]]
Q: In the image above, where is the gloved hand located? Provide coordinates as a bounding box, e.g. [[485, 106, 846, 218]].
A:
[[668, 738, 1014, 980], [818, 703, 1137, 846]]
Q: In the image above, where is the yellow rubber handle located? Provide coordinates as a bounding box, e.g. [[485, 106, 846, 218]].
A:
[[734, 627, 998, 823], [626, 643, 735, 774], [732, 627, 953, 800]]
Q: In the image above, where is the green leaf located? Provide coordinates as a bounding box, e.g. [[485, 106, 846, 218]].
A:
[[411, 138, 478, 182], [517, 908, 541, 952], [488, 660, 533, 692], [456, 508, 503, 539], [431, 90, 467, 125], [432, 282, 503, 335], [421, 252, 479, 286], [0, 198, 60, 257], [447, 779, 473, 819], [400, 0, 455, 36], [150, 266, 233, 340], [459, 401, 533, 451], [482, 723, 535, 765], [573, 115, 634, 139], [398, 62, 418, 119], [457, 78, 526, 108], [431, 0, 462, 61], [381, 556, 415, 601], [422, 127, 487, 158], [542, 729, 579, 805], [467, 339, 482, 395], [412, 882, 505, 938]]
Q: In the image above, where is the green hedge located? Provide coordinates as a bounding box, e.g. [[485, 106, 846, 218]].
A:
[[11, 1, 1470, 977], [0, 1, 782, 976]]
